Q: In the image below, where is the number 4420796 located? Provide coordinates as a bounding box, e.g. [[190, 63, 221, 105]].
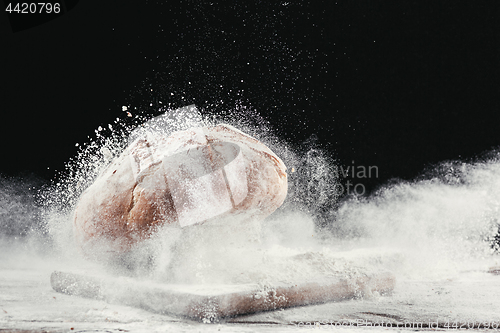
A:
[[5, 2, 61, 14]]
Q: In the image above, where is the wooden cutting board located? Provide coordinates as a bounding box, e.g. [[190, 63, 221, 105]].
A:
[[50, 270, 395, 322]]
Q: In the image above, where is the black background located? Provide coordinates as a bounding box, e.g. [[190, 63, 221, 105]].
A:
[[1, 1, 499, 195]]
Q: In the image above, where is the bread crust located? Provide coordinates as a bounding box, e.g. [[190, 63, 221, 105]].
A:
[[73, 124, 288, 257]]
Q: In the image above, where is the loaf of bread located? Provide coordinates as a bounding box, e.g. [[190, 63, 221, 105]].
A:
[[73, 124, 288, 258]]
